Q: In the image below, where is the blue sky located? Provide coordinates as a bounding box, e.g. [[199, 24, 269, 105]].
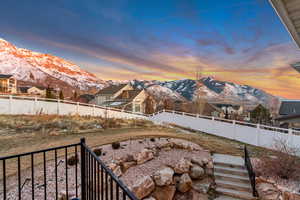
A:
[[1, 0, 300, 98]]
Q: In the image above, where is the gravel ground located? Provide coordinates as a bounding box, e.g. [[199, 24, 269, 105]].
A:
[[0, 137, 211, 200]]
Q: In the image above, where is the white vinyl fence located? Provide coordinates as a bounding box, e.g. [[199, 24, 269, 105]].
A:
[[1, 95, 300, 151], [0, 95, 147, 119], [150, 110, 300, 150]]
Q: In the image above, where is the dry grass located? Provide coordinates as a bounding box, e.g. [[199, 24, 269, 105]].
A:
[[0, 114, 275, 178]]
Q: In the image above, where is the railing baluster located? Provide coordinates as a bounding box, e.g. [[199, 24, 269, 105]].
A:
[[94, 158, 96, 200], [101, 166, 104, 200], [3, 159, 6, 200], [75, 145, 78, 198], [65, 148, 68, 200], [55, 149, 58, 200], [43, 152, 46, 200], [18, 156, 21, 200], [91, 155, 94, 200], [116, 185, 119, 200], [81, 138, 86, 200], [31, 154, 34, 200], [105, 171, 108, 200], [123, 191, 126, 200], [97, 163, 100, 200], [110, 179, 113, 200]]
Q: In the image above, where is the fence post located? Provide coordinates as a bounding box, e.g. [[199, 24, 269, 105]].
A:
[[256, 124, 260, 146], [233, 120, 237, 140], [76, 102, 79, 115], [93, 104, 95, 116], [288, 129, 293, 146], [80, 138, 86, 200], [34, 97, 38, 114], [57, 99, 60, 115], [9, 95, 12, 114]]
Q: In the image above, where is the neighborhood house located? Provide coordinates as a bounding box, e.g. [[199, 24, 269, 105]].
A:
[[0, 74, 17, 93]]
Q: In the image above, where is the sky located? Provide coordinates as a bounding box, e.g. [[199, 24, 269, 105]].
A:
[[1, 0, 300, 99]]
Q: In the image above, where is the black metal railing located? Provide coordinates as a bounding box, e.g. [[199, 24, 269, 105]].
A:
[[0, 138, 138, 200], [244, 146, 259, 197]]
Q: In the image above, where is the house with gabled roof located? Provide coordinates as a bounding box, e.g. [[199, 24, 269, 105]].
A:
[[101, 89, 148, 113], [0, 74, 17, 93], [93, 83, 133, 105]]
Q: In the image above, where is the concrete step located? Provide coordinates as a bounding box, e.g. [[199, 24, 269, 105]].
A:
[[213, 154, 245, 166], [216, 181, 252, 193], [215, 179, 251, 189], [214, 167, 249, 177], [215, 196, 242, 200], [215, 173, 250, 184], [214, 161, 246, 170], [216, 187, 254, 200]]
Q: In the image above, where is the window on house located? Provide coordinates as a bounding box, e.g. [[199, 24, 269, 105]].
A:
[[134, 104, 141, 112]]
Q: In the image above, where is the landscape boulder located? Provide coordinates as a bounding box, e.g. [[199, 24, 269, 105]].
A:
[[152, 185, 176, 200], [189, 164, 205, 179], [131, 176, 155, 199], [136, 149, 154, 165], [177, 173, 192, 193], [153, 167, 174, 186], [173, 158, 192, 174], [191, 157, 208, 167], [256, 180, 282, 200]]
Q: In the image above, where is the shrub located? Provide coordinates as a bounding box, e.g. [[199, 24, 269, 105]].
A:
[[93, 148, 102, 156], [67, 154, 79, 166], [255, 138, 300, 181], [112, 142, 121, 149], [150, 138, 155, 142]]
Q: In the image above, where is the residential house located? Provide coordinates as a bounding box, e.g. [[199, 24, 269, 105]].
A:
[[102, 89, 148, 113], [213, 103, 243, 119], [77, 94, 95, 104], [279, 101, 300, 116], [27, 86, 46, 96], [93, 84, 133, 105], [0, 74, 17, 93], [276, 101, 300, 129]]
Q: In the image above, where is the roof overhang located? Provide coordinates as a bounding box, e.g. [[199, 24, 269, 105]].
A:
[[269, 0, 300, 48]]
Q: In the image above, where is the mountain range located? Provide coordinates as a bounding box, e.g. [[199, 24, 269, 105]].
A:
[[0, 38, 279, 109]]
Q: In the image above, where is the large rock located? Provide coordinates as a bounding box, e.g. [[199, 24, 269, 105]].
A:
[[173, 158, 192, 174], [174, 190, 208, 200], [131, 176, 155, 199], [177, 173, 192, 193], [189, 165, 205, 179], [192, 177, 215, 194], [136, 149, 154, 165], [152, 185, 176, 200], [113, 165, 122, 177], [120, 161, 136, 172], [191, 157, 209, 167], [256, 182, 281, 200], [153, 167, 174, 186]]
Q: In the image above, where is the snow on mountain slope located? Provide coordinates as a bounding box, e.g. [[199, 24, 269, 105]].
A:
[[130, 78, 279, 108], [146, 85, 185, 101], [0, 38, 106, 90]]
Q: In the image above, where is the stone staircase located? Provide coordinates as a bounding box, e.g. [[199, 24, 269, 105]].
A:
[[213, 154, 257, 200]]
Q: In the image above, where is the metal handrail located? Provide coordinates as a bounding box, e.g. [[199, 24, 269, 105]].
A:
[[0, 138, 138, 200], [244, 146, 259, 197]]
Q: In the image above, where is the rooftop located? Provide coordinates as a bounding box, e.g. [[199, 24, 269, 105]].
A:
[[0, 74, 13, 79], [270, 0, 300, 47], [279, 100, 300, 115], [96, 84, 127, 95]]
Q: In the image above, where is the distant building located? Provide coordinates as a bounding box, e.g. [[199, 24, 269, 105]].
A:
[[279, 101, 300, 116], [0, 74, 17, 93], [213, 103, 244, 116], [77, 94, 95, 104], [102, 89, 148, 113], [93, 84, 133, 105], [27, 86, 46, 96], [275, 114, 300, 129], [291, 62, 300, 73]]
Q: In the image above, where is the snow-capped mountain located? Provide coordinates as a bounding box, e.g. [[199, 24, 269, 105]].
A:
[[0, 38, 106, 93], [130, 78, 279, 109]]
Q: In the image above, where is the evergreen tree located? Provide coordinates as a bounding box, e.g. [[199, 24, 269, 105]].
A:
[[250, 104, 271, 124], [46, 85, 53, 99], [59, 90, 64, 100], [73, 91, 78, 100]]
